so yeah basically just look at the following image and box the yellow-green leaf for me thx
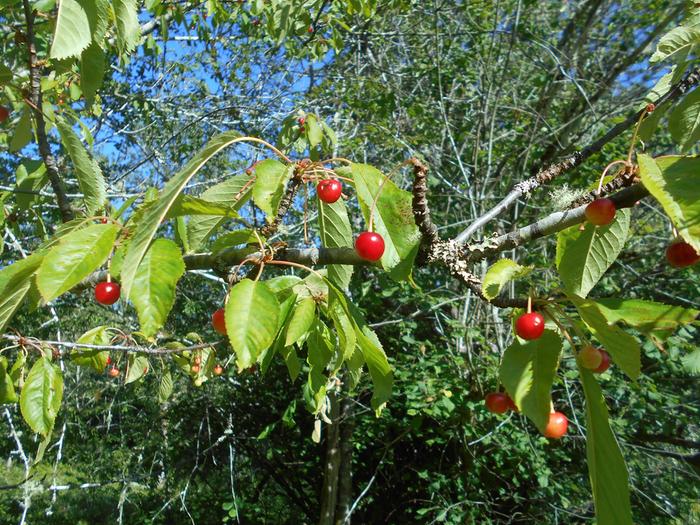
[19,357,63,437]
[482,258,533,300]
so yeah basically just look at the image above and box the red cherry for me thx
[108,367,120,378]
[355,231,385,261]
[593,350,611,374]
[317,179,342,203]
[666,241,700,268]
[100,217,109,224]
[515,312,545,340]
[645,103,656,113]
[308,25,314,33]
[212,308,227,335]
[298,117,305,126]
[484,392,513,414]
[585,198,616,226]
[106,356,112,366]
[95,282,120,305]
[0,106,9,123]
[544,411,568,439]
[191,364,200,373]
[213,364,224,376]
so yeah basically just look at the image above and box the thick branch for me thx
[454,66,700,244]
[468,183,648,261]
[22,0,74,223]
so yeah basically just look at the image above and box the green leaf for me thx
[499,330,562,432]
[305,114,323,148]
[113,0,141,53]
[304,320,333,413]
[346,163,421,281]
[80,43,105,106]
[650,26,700,63]
[251,159,293,220]
[187,174,254,251]
[638,154,700,252]
[225,279,280,370]
[36,223,119,302]
[669,87,700,152]
[120,131,247,298]
[19,357,63,437]
[682,349,700,374]
[556,209,630,297]
[10,108,33,152]
[579,369,633,525]
[0,357,18,404]
[318,197,354,289]
[15,159,47,210]
[570,296,641,380]
[0,64,12,85]
[482,258,533,300]
[166,194,242,218]
[50,0,92,60]
[0,253,43,332]
[125,355,149,384]
[158,371,173,403]
[284,297,316,346]
[211,230,257,253]
[56,118,106,213]
[130,239,186,337]
[594,298,698,336]
[71,325,110,372]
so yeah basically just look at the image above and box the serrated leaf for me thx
[15,159,47,210]
[0,253,43,332]
[56,118,106,213]
[225,279,280,370]
[556,209,629,297]
[166,194,242,218]
[36,223,119,302]
[579,369,633,525]
[346,163,421,281]
[71,325,110,372]
[318,197,354,289]
[482,258,533,300]
[570,296,641,380]
[284,297,316,346]
[638,154,700,251]
[50,0,92,60]
[669,87,700,152]
[682,349,700,374]
[0,357,18,404]
[113,0,141,53]
[499,330,562,432]
[595,298,698,336]
[120,131,248,298]
[80,43,105,106]
[650,26,700,63]
[158,371,173,403]
[130,239,186,337]
[251,159,293,220]
[19,357,63,437]
[280,345,301,381]
[187,174,254,251]
[125,355,149,384]
[211,230,257,253]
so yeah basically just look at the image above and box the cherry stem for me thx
[596,160,629,195]
[321,157,353,166]
[303,183,310,245]
[626,106,652,165]
[266,260,325,281]
[527,295,532,314]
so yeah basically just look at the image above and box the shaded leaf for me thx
[80,43,105,106]
[125,355,149,384]
[71,325,110,372]
[113,0,141,53]
[0,357,17,404]
[158,371,173,403]
[252,159,293,220]
[482,258,533,300]
[19,357,63,437]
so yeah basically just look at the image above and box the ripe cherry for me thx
[593,350,611,374]
[544,411,568,439]
[485,392,514,414]
[585,198,616,226]
[355,231,385,261]
[212,308,227,335]
[95,282,120,305]
[515,312,545,340]
[0,106,9,123]
[666,241,700,268]
[191,364,200,373]
[579,345,603,370]
[106,356,112,366]
[645,103,656,113]
[213,364,224,376]
[108,367,120,378]
[308,25,314,33]
[317,179,342,203]
[298,117,305,126]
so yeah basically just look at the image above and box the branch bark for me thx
[22,0,74,223]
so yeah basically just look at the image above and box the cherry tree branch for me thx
[454,65,700,245]
[22,0,74,222]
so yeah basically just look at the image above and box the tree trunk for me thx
[318,392,341,525]
[335,396,354,525]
